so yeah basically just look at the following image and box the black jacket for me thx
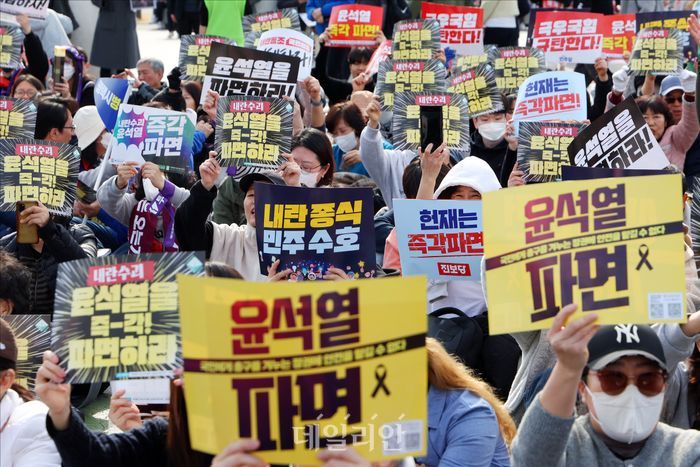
[174,181,216,258]
[0,221,96,315]
[23,31,49,84]
[470,133,516,188]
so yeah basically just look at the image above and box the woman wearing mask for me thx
[470,99,516,188]
[291,127,335,188]
[511,306,700,467]
[11,74,45,100]
[326,102,384,176]
[49,47,95,108]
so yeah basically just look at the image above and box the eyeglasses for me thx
[13,91,37,99]
[665,96,683,104]
[590,369,667,397]
[299,162,322,172]
[63,125,76,133]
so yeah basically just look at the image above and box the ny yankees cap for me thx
[587,324,666,371]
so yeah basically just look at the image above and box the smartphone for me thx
[16,201,39,244]
[420,105,443,152]
[53,46,66,86]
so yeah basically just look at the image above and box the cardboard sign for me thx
[257,29,314,80]
[214,96,293,177]
[532,11,604,64]
[255,184,376,280]
[366,39,392,77]
[636,10,696,60]
[242,8,301,35]
[2,315,50,391]
[447,63,503,118]
[488,46,546,94]
[483,174,686,335]
[0,138,78,215]
[394,199,483,280]
[568,96,668,170]
[0,97,36,139]
[513,71,587,124]
[201,42,300,101]
[94,78,130,133]
[110,104,195,174]
[179,275,428,463]
[327,4,384,47]
[51,252,205,384]
[391,19,441,61]
[629,27,683,76]
[518,122,587,183]
[179,35,237,82]
[375,59,447,110]
[421,2,484,56]
[0,0,48,19]
[392,92,470,151]
[0,25,23,69]
[451,52,490,76]
[601,14,636,59]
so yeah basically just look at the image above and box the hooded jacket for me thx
[470,132,516,188]
[429,157,500,317]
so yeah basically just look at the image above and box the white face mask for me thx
[63,63,75,81]
[478,121,506,142]
[100,132,112,149]
[142,177,160,202]
[299,169,319,187]
[335,132,357,153]
[585,384,664,444]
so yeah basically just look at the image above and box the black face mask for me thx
[69,134,79,146]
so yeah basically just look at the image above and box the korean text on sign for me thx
[629,27,683,76]
[421,2,484,56]
[391,19,440,61]
[532,11,604,64]
[489,47,545,94]
[375,59,446,110]
[327,5,384,47]
[517,122,586,183]
[513,71,587,123]
[447,63,503,118]
[0,97,36,139]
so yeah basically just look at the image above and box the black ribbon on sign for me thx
[636,244,653,271]
[371,364,390,398]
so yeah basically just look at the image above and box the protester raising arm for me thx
[416,143,449,200]
[16,14,49,84]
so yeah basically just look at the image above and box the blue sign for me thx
[94,78,130,133]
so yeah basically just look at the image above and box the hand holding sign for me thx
[690,14,700,46]
[199,152,221,191]
[36,351,71,431]
[211,439,267,467]
[116,161,139,190]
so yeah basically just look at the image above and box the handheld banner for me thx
[110,104,195,174]
[255,184,376,280]
[52,252,205,384]
[483,174,686,335]
[512,71,587,124]
[201,42,300,101]
[421,2,484,56]
[179,35,237,82]
[366,39,393,77]
[327,4,384,47]
[629,27,683,76]
[0,97,36,139]
[568,96,668,170]
[257,28,314,80]
[242,8,301,35]
[94,78,130,133]
[636,10,696,59]
[0,25,23,69]
[391,19,441,61]
[392,92,470,151]
[375,59,447,110]
[601,14,636,59]
[517,122,587,184]
[214,96,293,177]
[2,315,50,391]
[179,275,428,463]
[0,138,78,215]
[0,0,48,18]
[447,63,503,118]
[394,199,483,280]
[532,10,604,64]
[488,46,546,94]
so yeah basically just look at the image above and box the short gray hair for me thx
[136,58,164,75]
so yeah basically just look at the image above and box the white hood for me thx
[433,156,500,199]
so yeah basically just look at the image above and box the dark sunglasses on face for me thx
[665,96,683,104]
[590,369,667,397]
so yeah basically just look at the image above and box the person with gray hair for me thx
[123,58,166,106]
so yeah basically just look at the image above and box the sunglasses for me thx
[665,96,683,104]
[590,369,667,397]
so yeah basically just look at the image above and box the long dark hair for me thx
[166,382,212,467]
[291,128,335,187]
[689,345,700,429]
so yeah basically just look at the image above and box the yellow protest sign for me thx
[483,174,686,335]
[178,275,427,464]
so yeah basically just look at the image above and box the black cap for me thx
[587,324,666,371]
[239,172,286,194]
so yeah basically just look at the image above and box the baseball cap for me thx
[73,105,106,150]
[239,172,286,194]
[660,75,683,96]
[587,324,666,371]
[0,319,18,371]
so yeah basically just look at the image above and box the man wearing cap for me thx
[511,305,700,467]
[0,319,60,465]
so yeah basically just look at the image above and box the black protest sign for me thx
[0,138,79,215]
[568,96,668,170]
[179,35,236,81]
[0,97,36,139]
[447,63,503,118]
[0,25,23,69]
[629,27,683,76]
[391,19,441,61]
[242,8,301,35]
[3,315,51,391]
[202,42,300,100]
[488,46,546,94]
[375,58,447,110]
[214,96,293,177]
[518,121,587,183]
